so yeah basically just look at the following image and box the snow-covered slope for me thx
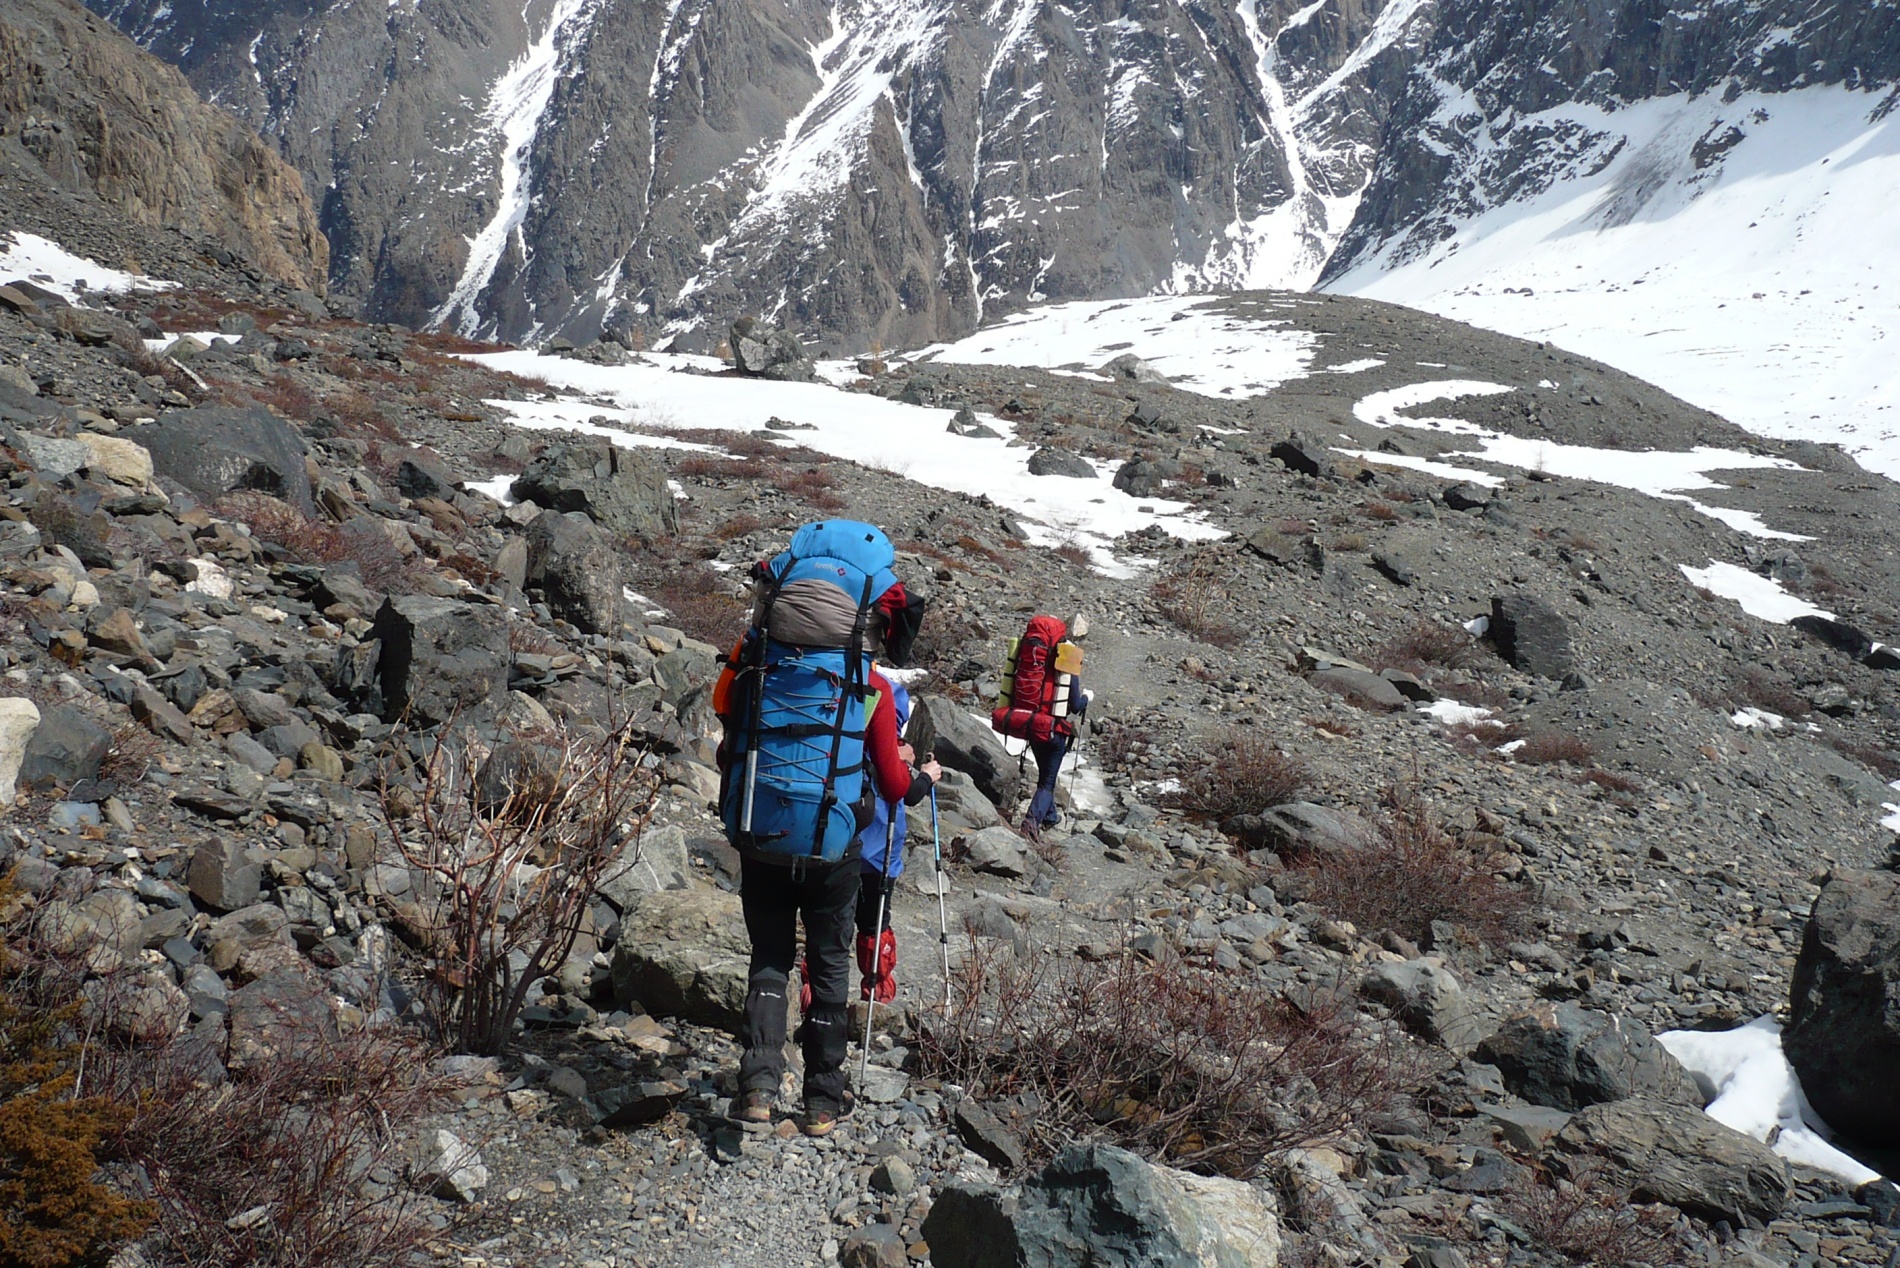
[1330,85,1900,481]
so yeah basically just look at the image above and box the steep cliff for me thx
[0,0,329,292]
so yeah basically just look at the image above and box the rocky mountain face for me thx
[82,0,1900,350]
[1322,0,1900,277]
[85,0,1429,349]
[0,0,329,292]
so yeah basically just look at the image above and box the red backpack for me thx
[992,615,1074,742]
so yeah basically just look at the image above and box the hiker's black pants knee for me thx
[738,856,858,1109]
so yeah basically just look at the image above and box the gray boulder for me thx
[1112,456,1182,497]
[17,705,110,791]
[1784,868,1900,1142]
[187,838,263,912]
[962,826,1029,879]
[142,405,314,515]
[1361,958,1489,1053]
[1026,447,1095,478]
[393,448,465,500]
[924,1142,1281,1268]
[525,510,625,635]
[369,596,510,726]
[1102,353,1168,385]
[729,316,815,381]
[1488,593,1576,680]
[1308,667,1407,709]
[609,885,749,1031]
[511,438,678,539]
[909,695,1019,809]
[1476,1002,1702,1111]
[1550,1096,1789,1225]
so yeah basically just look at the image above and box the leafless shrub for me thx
[1150,550,1241,648]
[1499,1161,1685,1265]
[917,938,1433,1176]
[1051,534,1093,569]
[1301,715,1359,739]
[622,546,750,648]
[217,492,423,594]
[1089,717,1150,774]
[100,716,163,784]
[1296,787,1534,947]
[1361,500,1399,522]
[1825,737,1900,782]
[1737,667,1810,719]
[383,721,661,1054]
[1578,768,1642,794]
[1168,729,1309,823]
[96,1008,453,1268]
[1513,729,1594,766]
[1373,619,1486,675]
[713,511,768,541]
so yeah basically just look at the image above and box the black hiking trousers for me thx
[738,854,859,1111]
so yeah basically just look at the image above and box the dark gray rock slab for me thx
[1476,1001,1702,1111]
[908,694,1019,809]
[525,510,625,635]
[369,596,510,726]
[1784,868,1900,1144]
[1488,592,1576,679]
[511,438,677,539]
[143,406,313,514]
[1550,1096,1789,1225]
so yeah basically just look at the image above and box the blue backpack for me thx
[720,521,902,862]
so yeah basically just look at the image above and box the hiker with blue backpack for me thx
[712,521,937,1136]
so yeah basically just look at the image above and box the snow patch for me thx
[1350,382,1811,539]
[1678,561,1832,624]
[918,296,1317,399]
[1658,1017,1881,1186]
[0,232,174,302]
[464,349,1222,571]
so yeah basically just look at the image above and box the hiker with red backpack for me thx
[711,521,935,1136]
[991,614,1090,840]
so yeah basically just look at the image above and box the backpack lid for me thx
[1022,614,1068,647]
[758,521,903,650]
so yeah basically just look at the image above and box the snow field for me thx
[0,232,174,301]
[463,351,1223,575]
[1333,86,1900,482]
[916,296,1319,399]
[1658,1017,1881,1186]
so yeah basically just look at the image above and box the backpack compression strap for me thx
[810,572,878,857]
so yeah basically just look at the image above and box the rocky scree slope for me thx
[4,194,1900,1264]
[85,0,1900,354]
[0,0,328,293]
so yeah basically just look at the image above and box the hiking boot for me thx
[1018,815,1042,844]
[802,1103,841,1137]
[733,1090,773,1125]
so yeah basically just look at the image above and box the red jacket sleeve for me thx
[865,671,912,803]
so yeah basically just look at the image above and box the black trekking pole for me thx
[858,799,899,1085]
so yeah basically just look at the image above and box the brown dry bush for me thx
[1150,549,1242,648]
[712,511,769,541]
[100,717,163,785]
[1513,729,1594,766]
[1499,1161,1684,1265]
[0,897,152,1267]
[1168,729,1309,823]
[217,492,423,594]
[1089,717,1151,774]
[1578,768,1642,794]
[781,466,845,512]
[622,547,751,649]
[1296,787,1534,947]
[1737,667,1810,720]
[384,721,662,1054]
[1373,619,1487,676]
[93,1006,453,1268]
[1825,737,1900,782]
[1361,499,1400,522]
[918,939,1434,1176]
[1051,536,1094,568]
